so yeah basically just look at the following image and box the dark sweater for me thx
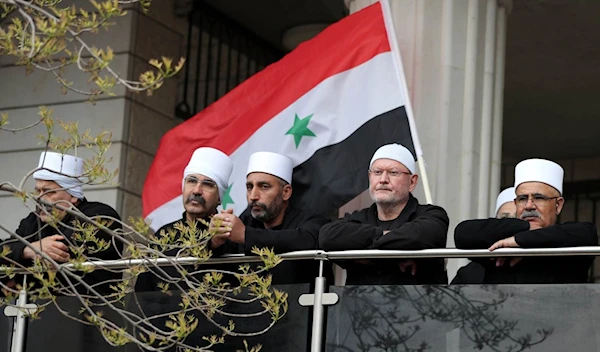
[319,194,449,285]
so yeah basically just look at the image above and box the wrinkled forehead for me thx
[371,158,410,172]
[516,181,560,196]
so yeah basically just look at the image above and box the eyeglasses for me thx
[184,177,218,192]
[368,169,411,178]
[515,194,559,207]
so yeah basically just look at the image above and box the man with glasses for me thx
[135,147,233,291]
[319,143,449,285]
[454,158,598,283]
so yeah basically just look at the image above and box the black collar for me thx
[367,194,419,226]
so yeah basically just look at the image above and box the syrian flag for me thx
[143,0,426,230]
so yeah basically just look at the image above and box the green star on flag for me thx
[286,113,316,148]
[221,184,234,209]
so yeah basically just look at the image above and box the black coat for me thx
[1,199,122,294]
[220,204,331,285]
[319,194,449,285]
[454,218,598,284]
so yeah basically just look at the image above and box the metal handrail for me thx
[2,247,600,272]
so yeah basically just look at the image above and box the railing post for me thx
[310,260,326,352]
[298,256,338,351]
[10,276,28,352]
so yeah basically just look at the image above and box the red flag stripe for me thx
[143,3,390,217]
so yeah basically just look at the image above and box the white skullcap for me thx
[514,158,564,195]
[495,187,516,215]
[247,151,293,184]
[33,151,85,199]
[370,144,416,174]
[183,147,233,200]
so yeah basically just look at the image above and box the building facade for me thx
[1,0,599,281]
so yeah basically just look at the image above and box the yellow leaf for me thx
[148,59,162,69]
[162,56,172,71]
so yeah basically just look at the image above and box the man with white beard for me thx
[319,143,449,285]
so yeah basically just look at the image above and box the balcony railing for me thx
[2,247,600,352]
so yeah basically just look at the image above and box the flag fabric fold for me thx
[143,2,419,230]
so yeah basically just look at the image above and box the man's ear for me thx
[408,174,419,193]
[282,184,293,201]
[556,197,565,215]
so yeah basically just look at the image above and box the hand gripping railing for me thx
[3,246,600,352]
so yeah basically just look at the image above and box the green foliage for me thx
[0,0,185,100]
[33,106,118,186]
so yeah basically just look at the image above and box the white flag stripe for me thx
[147,52,404,230]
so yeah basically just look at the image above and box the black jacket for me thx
[319,194,449,285]
[1,199,122,294]
[454,218,598,284]
[220,204,331,285]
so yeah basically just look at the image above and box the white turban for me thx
[494,187,516,215]
[33,151,84,199]
[182,147,233,200]
[370,143,416,174]
[247,151,293,184]
[514,158,564,195]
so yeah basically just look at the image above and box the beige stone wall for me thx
[119,4,187,222]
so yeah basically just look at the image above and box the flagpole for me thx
[379,0,433,204]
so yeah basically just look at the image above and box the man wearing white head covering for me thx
[135,147,234,291]
[319,143,449,285]
[1,151,123,294]
[452,187,517,284]
[208,151,331,285]
[495,187,517,219]
[454,158,598,284]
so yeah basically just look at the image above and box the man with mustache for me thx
[209,151,330,284]
[1,151,122,294]
[135,147,233,291]
[454,159,598,283]
[319,144,449,285]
